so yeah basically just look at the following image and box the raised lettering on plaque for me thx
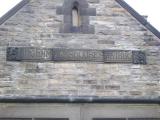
[103,50,132,63]
[7,47,52,61]
[6,47,146,64]
[53,49,103,62]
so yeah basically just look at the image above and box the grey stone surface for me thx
[57,0,96,34]
[0,0,159,98]
[7,47,146,64]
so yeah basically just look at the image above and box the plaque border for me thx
[6,47,147,65]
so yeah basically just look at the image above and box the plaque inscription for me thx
[103,50,132,63]
[21,48,52,61]
[53,49,103,62]
[7,47,52,61]
[7,47,146,64]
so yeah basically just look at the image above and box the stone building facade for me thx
[0,0,160,119]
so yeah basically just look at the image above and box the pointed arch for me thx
[56,0,96,34]
[72,2,81,27]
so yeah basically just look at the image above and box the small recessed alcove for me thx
[72,2,81,27]
[56,0,96,34]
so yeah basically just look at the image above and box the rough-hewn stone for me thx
[0,0,159,99]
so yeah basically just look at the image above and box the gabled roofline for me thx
[0,0,159,39]
[115,0,160,39]
[0,0,30,25]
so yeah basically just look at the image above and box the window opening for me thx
[72,4,81,27]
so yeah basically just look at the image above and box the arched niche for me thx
[56,0,96,34]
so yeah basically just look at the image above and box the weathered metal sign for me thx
[7,47,146,64]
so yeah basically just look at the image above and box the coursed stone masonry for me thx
[0,0,159,99]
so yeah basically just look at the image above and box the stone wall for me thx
[0,0,159,98]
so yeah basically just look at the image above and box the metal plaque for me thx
[7,47,146,64]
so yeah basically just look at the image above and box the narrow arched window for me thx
[72,5,81,27]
